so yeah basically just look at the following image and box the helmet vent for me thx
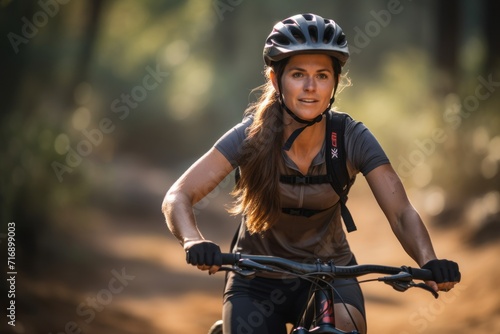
[308,26,318,43]
[289,26,305,43]
[336,33,347,46]
[323,25,334,43]
[303,13,314,21]
[273,34,290,45]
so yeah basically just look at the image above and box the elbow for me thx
[161,185,192,216]
[162,187,177,216]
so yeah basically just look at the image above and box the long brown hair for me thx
[229,57,343,234]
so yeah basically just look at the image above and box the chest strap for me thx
[281,207,328,217]
[280,175,333,218]
[279,174,331,185]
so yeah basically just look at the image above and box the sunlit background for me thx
[1,1,499,333]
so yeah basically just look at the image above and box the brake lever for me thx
[412,282,439,299]
[378,273,439,299]
[218,258,282,279]
[383,280,411,293]
[379,272,413,282]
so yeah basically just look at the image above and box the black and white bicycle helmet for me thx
[263,13,349,67]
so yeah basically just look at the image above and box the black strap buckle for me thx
[295,176,306,184]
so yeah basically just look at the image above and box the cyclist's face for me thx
[275,54,335,121]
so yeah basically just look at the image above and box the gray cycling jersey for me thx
[214,113,390,266]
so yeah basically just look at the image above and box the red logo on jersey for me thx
[331,132,337,148]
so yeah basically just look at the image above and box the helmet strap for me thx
[277,70,338,151]
[280,96,334,151]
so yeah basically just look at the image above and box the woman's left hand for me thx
[422,259,461,292]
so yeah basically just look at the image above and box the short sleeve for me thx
[214,116,253,168]
[344,117,390,176]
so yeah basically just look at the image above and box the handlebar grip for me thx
[409,267,433,281]
[221,253,241,265]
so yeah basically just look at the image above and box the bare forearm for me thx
[392,207,437,267]
[162,190,204,247]
[161,148,233,246]
[366,165,438,267]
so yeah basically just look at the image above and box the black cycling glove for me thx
[184,240,222,267]
[422,259,461,283]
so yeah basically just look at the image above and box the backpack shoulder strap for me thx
[325,110,357,232]
[230,167,242,251]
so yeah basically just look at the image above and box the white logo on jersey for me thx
[331,148,338,159]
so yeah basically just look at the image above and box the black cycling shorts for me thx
[222,261,365,333]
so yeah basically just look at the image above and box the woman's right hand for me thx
[184,240,222,274]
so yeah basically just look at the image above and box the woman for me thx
[162,13,460,333]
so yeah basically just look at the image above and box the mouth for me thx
[298,98,319,104]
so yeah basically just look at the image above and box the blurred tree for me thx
[63,0,104,107]
[484,0,500,72]
[429,0,500,240]
[0,0,105,269]
[435,0,461,94]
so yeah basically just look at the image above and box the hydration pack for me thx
[279,110,356,233]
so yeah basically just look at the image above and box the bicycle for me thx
[207,252,438,334]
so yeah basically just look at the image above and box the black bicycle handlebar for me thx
[220,252,433,281]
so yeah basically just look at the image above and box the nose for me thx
[303,76,316,91]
